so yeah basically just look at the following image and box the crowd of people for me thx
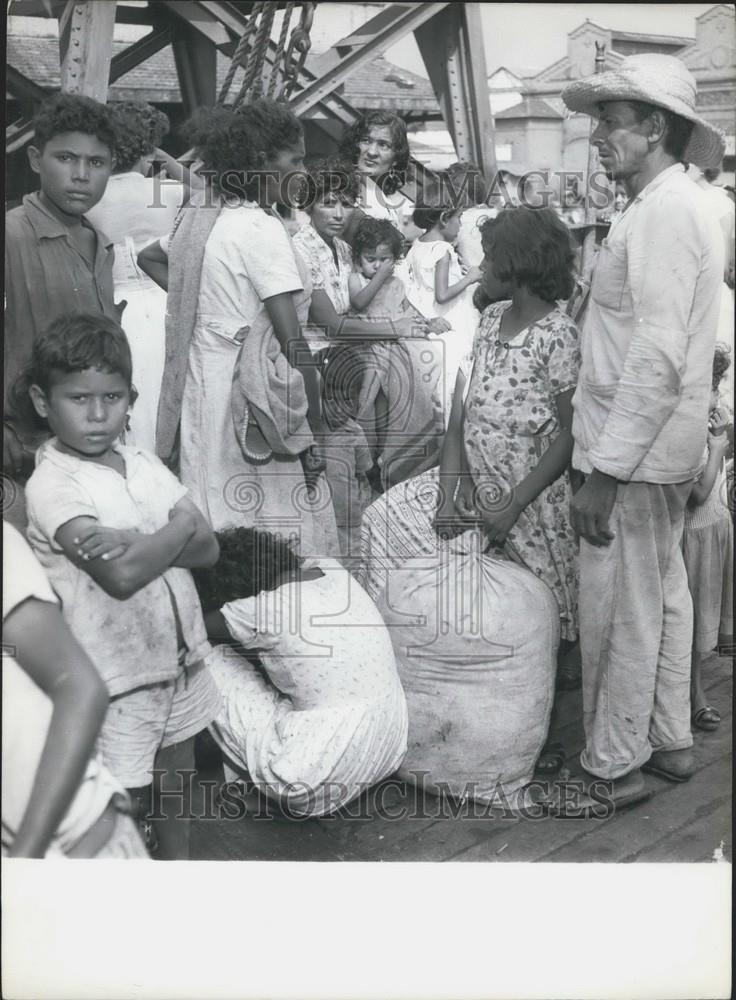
[3,51,733,858]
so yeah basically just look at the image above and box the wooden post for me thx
[58,0,117,102]
[581,41,606,277]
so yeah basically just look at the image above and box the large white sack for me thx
[377,532,558,804]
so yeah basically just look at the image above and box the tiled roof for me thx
[6,32,440,112]
[495,97,563,120]
[310,53,439,113]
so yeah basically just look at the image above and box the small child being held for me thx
[404,183,483,416]
[20,313,220,859]
[684,343,733,733]
[347,217,447,487]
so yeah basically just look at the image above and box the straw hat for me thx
[561,54,726,169]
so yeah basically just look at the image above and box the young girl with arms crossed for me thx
[20,314,220,859]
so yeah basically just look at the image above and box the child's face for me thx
[614,185,627,211]
[358,242,394,278]
[441,210,463,243]
[28,132,113,219]
[30,368,130,462]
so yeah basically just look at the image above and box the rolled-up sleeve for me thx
[588,192,700,480]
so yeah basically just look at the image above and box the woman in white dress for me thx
[138,100,338,556]
[87,102,199,451]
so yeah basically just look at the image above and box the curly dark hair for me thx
[350,216,404,263]
[12,313,134,433]
[108,100,169,172]
[712,342,732,390]
[191,527,303,610]
[32,93,116,153]
[339,111,409,195]
[480,207,575,301]
[301,155,360,210]
[186,98,303,197]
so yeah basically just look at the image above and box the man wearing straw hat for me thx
[560,54,726,808]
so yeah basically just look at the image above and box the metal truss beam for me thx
[58,0,117,102]
[290,2,449,117]
[415,3,497,179]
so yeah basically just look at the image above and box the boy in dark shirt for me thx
[4,93,120,488]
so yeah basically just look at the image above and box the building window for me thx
[495,143,512,161]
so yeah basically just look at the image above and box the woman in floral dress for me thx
[362,207,581,774]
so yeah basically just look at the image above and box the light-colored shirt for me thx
[2,523,121,856]
[572,163,724,482]
[456,205,496,268]
[25,440,211,696]
[4,193,120,427]
[292,223,352,315]
[86,171,184,287]
[189,203,303,341]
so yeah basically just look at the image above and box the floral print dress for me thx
[463,301,580,640]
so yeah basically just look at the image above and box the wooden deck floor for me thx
[190,652,732,863]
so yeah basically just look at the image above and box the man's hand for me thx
[569,469,618,546]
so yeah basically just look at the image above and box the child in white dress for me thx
[403,185,483,416]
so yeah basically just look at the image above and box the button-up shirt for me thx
[4,192,120,426]
[25,440,211,697]
[572,164,724,483]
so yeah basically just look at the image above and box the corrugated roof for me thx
[495,97,563,120]
[6,32,440,113]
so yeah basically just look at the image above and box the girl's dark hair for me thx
[350,216,404,262]
[480,207,575,301]
[712,342,732,390]
[412,181,460,232]
[339,111,409,195]
[186,98,303,197]
[191,527,303,610]
[12,313,134,431]
[109,100,170,172]
[32,93,116,154]
[303,155,360,209]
